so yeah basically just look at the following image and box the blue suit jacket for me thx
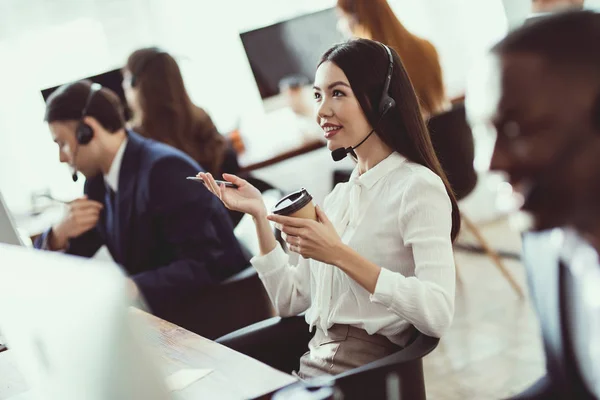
[35,131,248,321]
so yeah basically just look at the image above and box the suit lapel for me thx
[84,175,121,260]
[116,131,143,267]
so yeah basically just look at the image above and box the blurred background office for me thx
[0,0,507,216]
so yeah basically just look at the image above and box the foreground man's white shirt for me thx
[560,228,600,397]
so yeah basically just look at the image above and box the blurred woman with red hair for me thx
[336,0,448,117]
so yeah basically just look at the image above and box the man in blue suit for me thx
[468,11,600,399]
[36,80,249,326]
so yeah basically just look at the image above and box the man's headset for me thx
[331,42,396,162]
[71,83,101,182]
[129,47,167,87]
[76,83,101,145]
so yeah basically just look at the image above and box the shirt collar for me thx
[104,138,128,193]
[349,152,407,190]
[560,228,600,276]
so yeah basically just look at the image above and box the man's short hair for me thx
[44,80,125,132]
[493,10,600,72]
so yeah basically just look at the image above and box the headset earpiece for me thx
[129,74,137,88]
[379,96,396,116]
[76,83,102,145]
[76,122,94,145]
[378,43,396,117]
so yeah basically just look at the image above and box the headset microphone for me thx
[330,43,396,162]
[331,147,351,162]
[71,141,81,182]
[331,128,376,161]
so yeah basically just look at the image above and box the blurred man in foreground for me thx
[468,11,600,399]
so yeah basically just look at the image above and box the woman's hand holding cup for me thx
[268,206,343,265]
[269,188,341,262]
[197,172,267,219]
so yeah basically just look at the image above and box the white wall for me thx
[501,0,532,30]
[502,0,600,30]
[388,0,508,98]
[0,0,334,213]
[0,0,508,214]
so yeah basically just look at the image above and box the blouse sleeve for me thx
[251,243,312,317]
[369,174,455,337]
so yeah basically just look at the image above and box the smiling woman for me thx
[200,38,458,380]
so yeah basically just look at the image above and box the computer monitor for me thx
[41,68,131,120]
[0,245,171,400]
[240,7,345,99]
[0,190,24,246]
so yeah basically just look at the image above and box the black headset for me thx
[330,42,397,162]
[130,47,167,87]
[378,43,396,117]
[76,82,102,145]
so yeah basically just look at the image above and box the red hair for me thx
[337,0,447,116]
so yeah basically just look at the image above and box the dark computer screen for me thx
[240,7,345,99]
[41,68,131,120]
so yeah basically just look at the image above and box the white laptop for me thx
[0,244,171,400]
[0,190,25,246]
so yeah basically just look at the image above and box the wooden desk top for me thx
[235,107,326,173]
[238,138,325,172]
[0,310,296,400]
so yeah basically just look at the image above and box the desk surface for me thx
[236,107,326,173]
[238,138,325,172]
[0,310,296,400]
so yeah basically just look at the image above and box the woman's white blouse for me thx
[251,152,455,344]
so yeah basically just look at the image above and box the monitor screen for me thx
[240,7,345,99]
[41,68,131,120]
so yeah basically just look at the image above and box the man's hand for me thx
[50,196,104,250]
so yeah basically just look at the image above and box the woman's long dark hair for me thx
[319,39,460,241]
[126,48,227,175]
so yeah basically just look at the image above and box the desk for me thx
[236,107,326,173]
[238,138,325,172]
[0,310,297,400]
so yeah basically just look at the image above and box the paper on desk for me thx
[6,371,214,400]
[165,369,213,392]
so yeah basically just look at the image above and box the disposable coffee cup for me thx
[272,188,317,221]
